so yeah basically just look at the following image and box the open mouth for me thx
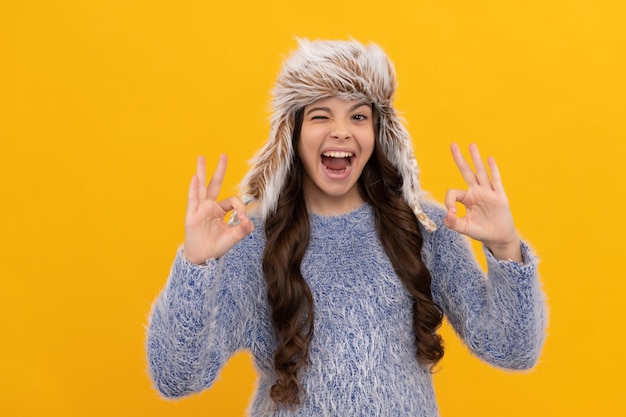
[321,151,354,173]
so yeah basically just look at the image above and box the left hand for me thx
[444,143,522,262]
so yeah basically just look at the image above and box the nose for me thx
[330,120,351,140]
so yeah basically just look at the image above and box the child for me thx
[146,39,547,416]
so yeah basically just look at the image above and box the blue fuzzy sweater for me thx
[147,202,547,416]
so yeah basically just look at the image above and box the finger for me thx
[217,196,255,239]
[216,195,248,218]
[443,207,459,230]
[487,156,505,194]
[444,210,468,235]
[232,211,255,239]
[187,174,199,215]
[444,188,470,234]
[443,190,470,235]
[450,143,478,186]
[468,143,491,187]
[206,154,228,201]
[444,188,468,213]
[197,156,207,200]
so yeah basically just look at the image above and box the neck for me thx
[303,193,365,216]
[300,172,366,216]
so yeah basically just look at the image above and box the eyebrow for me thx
[305,101,372,116]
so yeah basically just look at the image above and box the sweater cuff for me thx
[164,247,219,302]
[176,245,219,268]
[483,240,538,278]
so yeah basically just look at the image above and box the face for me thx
[296,97,375,215]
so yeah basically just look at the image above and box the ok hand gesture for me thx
[183,155,254,264]
[444,143,522,262]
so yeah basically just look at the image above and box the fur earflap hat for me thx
[238,38,437,232]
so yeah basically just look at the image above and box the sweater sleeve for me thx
[146,246,257,398]
[423,204,548,370]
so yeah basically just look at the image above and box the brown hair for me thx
[262,108,443,408]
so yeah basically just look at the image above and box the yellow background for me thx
[1,0,625,416]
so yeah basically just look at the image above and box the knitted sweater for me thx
[146,202,547,416]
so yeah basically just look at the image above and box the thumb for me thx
[443,188,467,234]
[236,213,255,237]
[228,211,255,241]
[443,207,459,230]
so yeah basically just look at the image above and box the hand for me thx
[183,155,254,264]
[444,143,522,262]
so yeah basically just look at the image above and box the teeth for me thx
[322,151,353,158]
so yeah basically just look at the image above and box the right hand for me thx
[183,154,254,264]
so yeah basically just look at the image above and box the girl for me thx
[146,39,547,416]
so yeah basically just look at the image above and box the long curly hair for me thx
[262,108,444,408]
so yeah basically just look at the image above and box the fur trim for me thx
[238,39,437,232]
